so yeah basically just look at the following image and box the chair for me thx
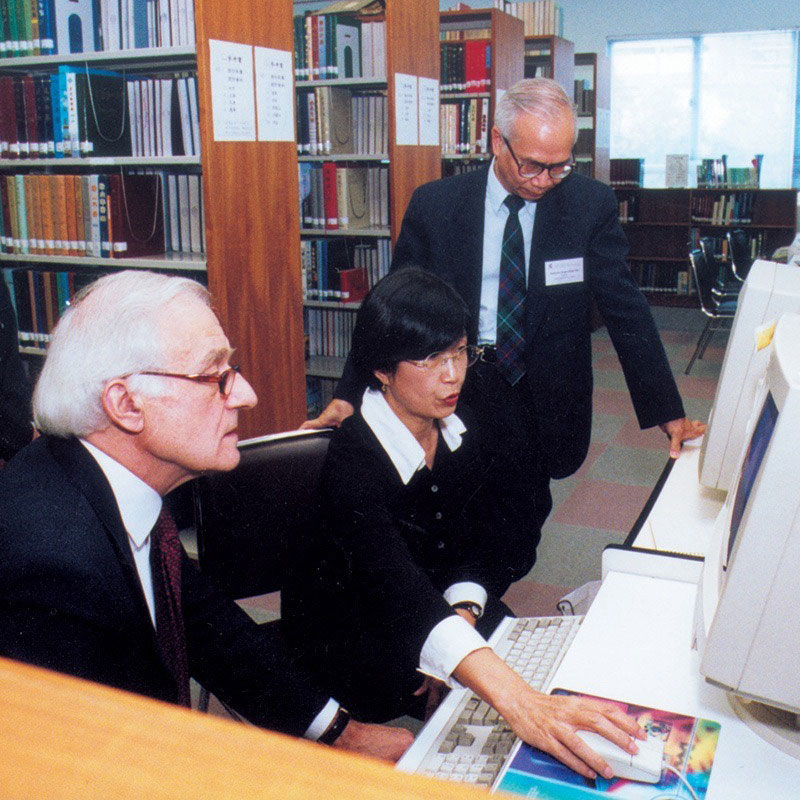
[685,248,737,375]
[192,428,333,710]
[726,228,755,282]
[698,236,740,299]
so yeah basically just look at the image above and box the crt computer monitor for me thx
[695,312,800,759]
[699,260,800,492]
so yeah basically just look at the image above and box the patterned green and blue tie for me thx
[497,194,527,385]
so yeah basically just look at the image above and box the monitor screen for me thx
[727,391,778,562]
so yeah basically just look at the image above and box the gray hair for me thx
[33,270,211,438]
[494,78,577,143]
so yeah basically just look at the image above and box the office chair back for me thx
[689,248,720,317]
[727,229,754,281]
[193,429,333,600]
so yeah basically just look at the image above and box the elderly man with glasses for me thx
[0,270,412,762]
[307,78,704,559]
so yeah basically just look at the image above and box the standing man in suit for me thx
[306,78,704,518]
[0,270,410,761]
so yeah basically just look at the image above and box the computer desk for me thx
[400,437,800,796]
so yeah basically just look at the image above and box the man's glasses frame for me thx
[134,365,240,397]
[502,135,574,181]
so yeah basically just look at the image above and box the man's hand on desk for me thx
[660,417,707,459]
[300,399,355,431]
[332,719,414,762]
[454,649,645,780]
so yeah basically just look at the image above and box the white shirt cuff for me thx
[443,581,488,612]
[304,698,339,740]
[419,614,489,688]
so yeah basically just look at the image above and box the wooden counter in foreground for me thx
[0,657,488,800]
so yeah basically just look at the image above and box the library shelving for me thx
[523,35,573,93]
[294,0,440,414]
[615,187,798,307]
[438,7,523,175]
[1,0,311,436]
[573,51,609,183]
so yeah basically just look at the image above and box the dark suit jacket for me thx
[282,405,545,720]
[337,167,684,478]
[0,435,328,737]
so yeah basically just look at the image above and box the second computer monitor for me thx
[698,260,800,492]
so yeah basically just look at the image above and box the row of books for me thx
[301,236,389,301]
[1,170,204,257]
[0,69,200,159]
[2,267,96,338]
[696,155,763,188]
[305,306,356,359]
[296,87,387,156]
[610,157,644,187]
[0,0,196,58]
[305,376,336,420]
[495,0,564,37]
[293,11,385,81]
[440,98,489,156]
[574,127,593,158]
[439,27,490,42]
[574,79,594,115]
[691,192,756,225]
[617,195,638,223]
[299,162,388,232]
[630,263,695,296]
[440,40,491,94]
[523,63,551,79]
[443,160,487,178]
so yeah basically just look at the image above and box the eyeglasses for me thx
[134,365,240,397]
[502,135,574,181]
[407,345,481,372]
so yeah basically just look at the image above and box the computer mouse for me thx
[575,730,664,783]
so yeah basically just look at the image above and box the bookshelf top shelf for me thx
[0,156,202,171]
[298,154,389,163]
[0,253,207,272]
[0,46,197,72]
[296,77,387,89]
[300,228,390,238]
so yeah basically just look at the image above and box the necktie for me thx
[497,194,527,385]
[150,505,191,707]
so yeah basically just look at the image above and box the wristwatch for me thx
[452,601,484,619]
[318,706,351,746]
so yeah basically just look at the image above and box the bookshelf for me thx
[295,0,441,413]
[0,0,308,437]
[615,187,798,307]
[438,8,523,175]
[523,35,573,93]
[573,52,609,184]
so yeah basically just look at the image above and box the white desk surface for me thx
[550,570,800,798]
[632,438,726,557]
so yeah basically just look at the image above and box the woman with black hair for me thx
[283,268,643,779]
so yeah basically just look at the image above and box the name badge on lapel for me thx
[545,257,584,286]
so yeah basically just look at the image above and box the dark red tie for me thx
[150,506,191,707]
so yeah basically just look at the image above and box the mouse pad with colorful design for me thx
[493,691,720,799]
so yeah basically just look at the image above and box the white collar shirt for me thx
[479,159,537,343]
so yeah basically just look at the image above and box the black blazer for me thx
[338,167,684,478]
[0,436,329,737]
[282,406,546,706]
